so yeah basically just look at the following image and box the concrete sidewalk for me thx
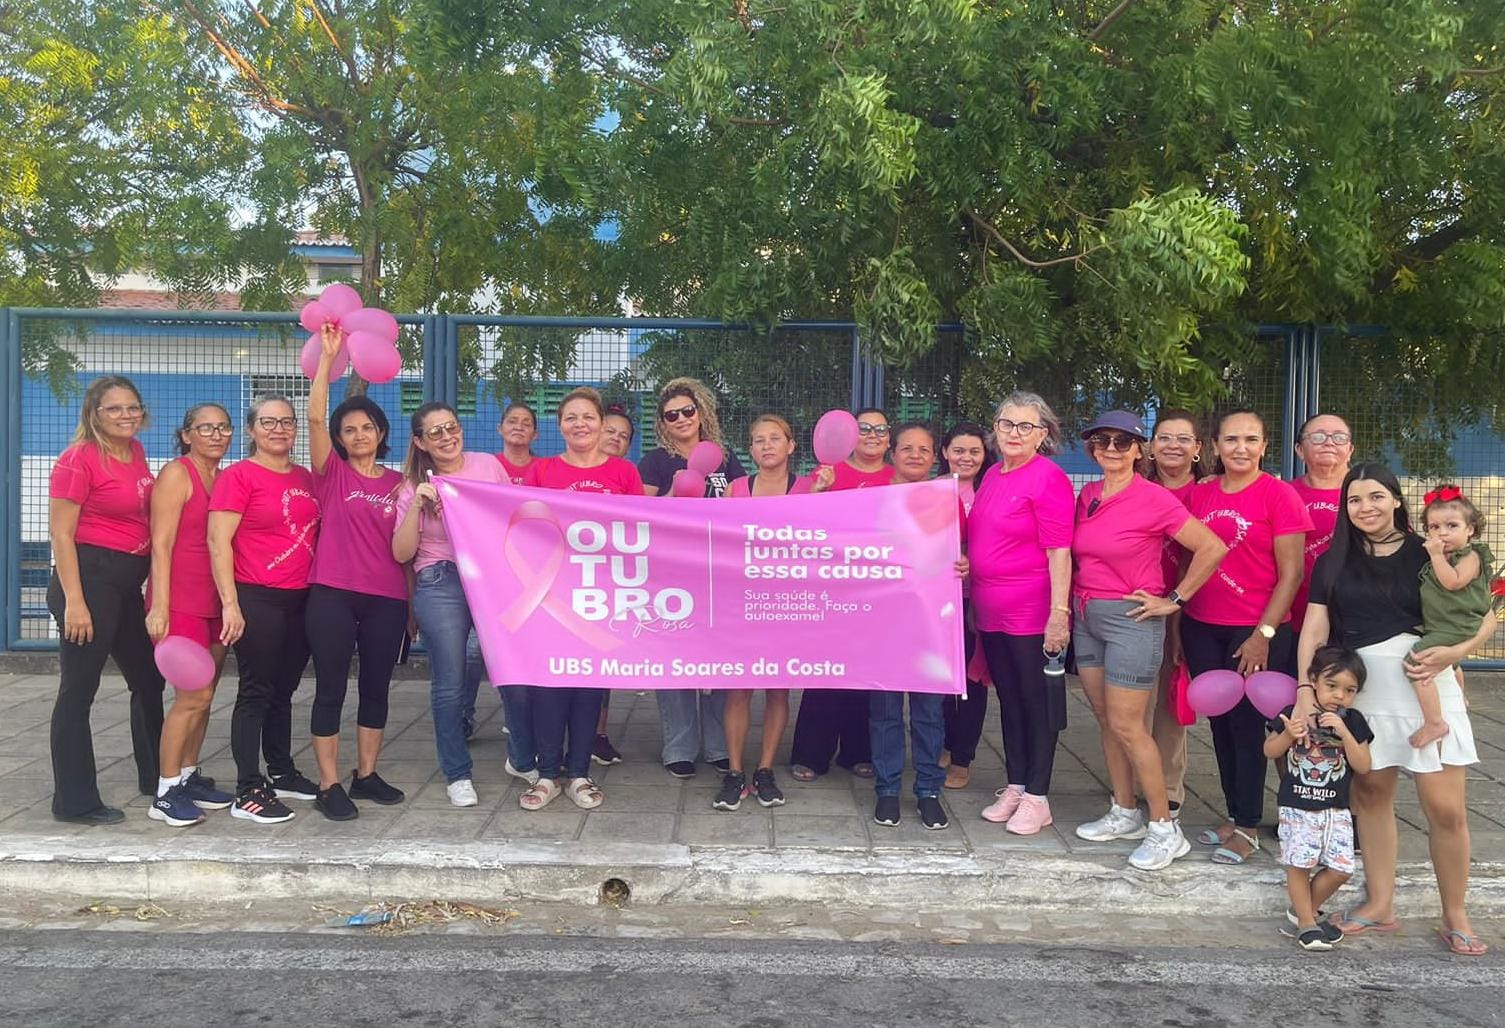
[1,670,1503,915]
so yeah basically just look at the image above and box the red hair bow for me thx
[1424,484,1463,505]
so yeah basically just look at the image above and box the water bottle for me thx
[1043,647,1066,679]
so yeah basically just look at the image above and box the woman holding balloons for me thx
[1180,409,1311,864]
[144,403,237,827]
[1069,411,1227,870]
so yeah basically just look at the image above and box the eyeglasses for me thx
[660,404,697,423]
[1153,433,1197,446]
[421,421,462,440]
[255,416,297,431]
[1303,431,1351,446]
[98,404,145,418]
[191,423,234,438]
[994,418,1043,436]
[856,423,891,437]
[1087,432,1138,452]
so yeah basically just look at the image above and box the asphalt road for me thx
[1,929,1501,1026]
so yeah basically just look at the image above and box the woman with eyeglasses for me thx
[299,326,410,820]
[972,392,1073,835]
[937,421,993,790]
[1181,409,1312,864]
[208,394,322,824]
[1069,412,1227,870]
[638,379,742,779]
[46,376,164,825]
[520,387,645,811]
[392,403,509,808]
[142,403,237,827]
[1288,415,1355,636]
[808,407,897,492]
[496,402,540,484]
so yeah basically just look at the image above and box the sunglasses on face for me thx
[856,423,891,436]
[994,418,1042,436]
[256,416,297,431]
[421,421,462,440]
[1087,432,1138,452]
[1303,431,1351,446]
[660,405,697,423]
[191,423,234,438]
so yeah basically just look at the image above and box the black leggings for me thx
[306,584,408,737]
[943,608,988,767]
[231,583,311,793]
[790,689,871,774]
[980,630,1063,795]
[47,545,165,816]
[1180,615,1294,829]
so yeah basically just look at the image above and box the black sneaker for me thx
[709,758,731,773]
[54,806,125,826]
[874,795,901,827]
[349,770,405,805]
[591,735,623,766]
[148,785,206,828]
[712,772,747,811]
[231,785,295,824]
[918,795,950,830]
[665,761,696,779]
[269,771,318,801]
[180,769,233,810]
[316,783,359,821]
[1297,927,1333,952]
[751,767,785,808]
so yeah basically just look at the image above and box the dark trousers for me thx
[1180,615,1293,829]
[231,583,311,793]
[47,545,164,817]
[942,613,988,766]
[531,686,605,780]
[980,630,1062,796]
[305,584,409,737]
[790,689,871,774]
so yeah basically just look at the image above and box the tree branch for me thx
[1088,0,1136,42]
[306,0,364,89]
[965,209,1104,269]
[178,0,320,118]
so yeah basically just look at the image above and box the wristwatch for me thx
[1167,590,1186,607]
[1256,623,1276,640]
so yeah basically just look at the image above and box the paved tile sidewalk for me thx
[3,671,1503,870]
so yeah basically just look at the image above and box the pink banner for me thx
[437,476,965,694]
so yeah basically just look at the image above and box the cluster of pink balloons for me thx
[1186,667,1299,719]
[670,441,727,497]
[297,283,402,384]
[812,409,860,465]
[154,636,216,692]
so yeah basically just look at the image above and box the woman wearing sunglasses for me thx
[1070,412,1227,869]
[208,394,322,823]
[1287,415,1355,636]
[392,403,509,808]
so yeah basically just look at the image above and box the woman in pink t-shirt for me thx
[937,421,993,791]
[302,326,409,820]
[518,387,645,814]
[971,392,1074,836]
[46,375,164,825]
[143,403,237,827]
[208,393,322,825]
[1287,413,1353,635]
[1069,411,1227,871]
[1182,409,1313,864]
[392,402,510,809]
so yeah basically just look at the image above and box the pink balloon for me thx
[671,468,707,497]
[1186,669,1244,717]
[1245,670,1299,720]
[812,409,860,466]
[319,282,363,317]
[341,306,400,343]
[687,440,724,476]
[299,300,333,334]
[348,330,401,383]
[300,334,348,380]
[155,636,216,691]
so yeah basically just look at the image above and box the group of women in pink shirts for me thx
[42,363,1491,952]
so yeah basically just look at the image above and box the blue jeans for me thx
[869,691,945,798]
[499,685,536,772]
[413,562,479,784]
[532,686,604,780]
[657,689,728,765]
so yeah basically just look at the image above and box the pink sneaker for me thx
[1005,794,1053,835]
[981,785,1025,823]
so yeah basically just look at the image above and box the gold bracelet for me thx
[1051,605,1070,614]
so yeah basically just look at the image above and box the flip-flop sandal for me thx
[1437,928,1488,956]
[790,764,818,782]
[1195,828,1224,846]
[1331,911,1399,936]
[1210,828,1260,865]
[851,762,876,779]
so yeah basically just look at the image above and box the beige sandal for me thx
[566,777,603,810]
[520,778,560,811]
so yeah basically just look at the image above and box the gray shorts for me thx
[1071,599,1164,689]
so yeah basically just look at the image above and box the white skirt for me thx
[1355,634,1478,773]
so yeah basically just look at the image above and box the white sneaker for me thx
[447,779,479,807]
[505,759,540,787]
[1075,801,1148,841]
[1129,819,1191,870]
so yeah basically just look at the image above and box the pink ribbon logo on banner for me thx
[500,500,623,651]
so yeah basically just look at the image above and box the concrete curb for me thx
[2,834,1502,917]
